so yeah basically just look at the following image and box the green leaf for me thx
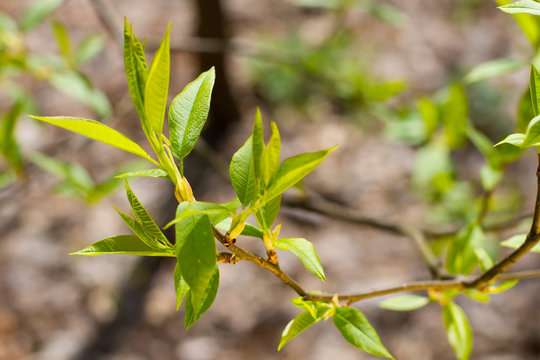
[169,67,215,169]
[517,86,535,132]
[274,237,325,281]
[333,307,394,359]
[30,152,93,192]
[115,169,169,179]
[125,181,172,247]
[495,133,526,147]
[501,233,540,252]
[165,201,233,229]
[443,302,473,360]
[378,294,430,311]
[519,115,540,147]
[123,19,148,131]
[264,146,336,203]
[446,223,484,275]
[499,0,540,15]
[252,109,265,182]
[47,71,112,118]
[115,207,169,250]
[176,214,217,312]
[75,34,105,65]
[214,217,263,239]
[490,279,518,293]
[20,0,63,32]
[474,247,494,272]
[29,116,154,162]
[263,122,281,186]
[416,96,439,139]
[463,58,526,84]
[261,195,281,228]
[496,0,540,47]
[144,24,170,135]
[70,235,174,256]
[184,266,219,329]
[441,83,468,149]
[480,164,503,191]
[531,65,540,116]
[0,103,23,174]
[462,289,491,304]
[174,261,190,310]
[230,136,257,206]
[278,311,318,350]
[52,20,72,66]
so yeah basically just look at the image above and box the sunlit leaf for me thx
[501,233,540,252]
[278,311,318,350]
[184,266,219,329]
[379,294,430,311]
[443,302,473,360]
[230,136,257,206]
[174,262,190,310]
[70,235,174,256]
[274,237,325,281]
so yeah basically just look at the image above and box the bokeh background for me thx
[1,0,540,359]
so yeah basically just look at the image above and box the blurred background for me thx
[1,0,540,359]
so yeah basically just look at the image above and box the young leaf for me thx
[125,181,172,247]
[70,235,174,256]
[174,261,190,310]
[379,294,430,311]
[264,146,336,203]
[176,214,217,312]
[274,237,325,281]
[184,266,219,329]
[0,104,23,174]
[169,67,215,167]
[214,218,264,239]
[501,233,540,252]
[20,0,63,32]
[261,195,281,228]
[144,24,170,134]
[115,169,169,179]
[446,223,484,275]
[531,65,540,116]
[115,207,169,250]
[252,109,265,181]
[165,201,233,229]
[230,136,257,206]
[499,0,540,15]
[495,133,526,147]
[441,83,468,149]
[496,0,540,47]
[75,34,105,65]
[29,116,154,162]
[263,122,281,186]
[443,302,473,360]
[123,19,148,130]
[278,311,318,350]
[333,307,394,359]
[463,58,526,84]
[52,20,72,66]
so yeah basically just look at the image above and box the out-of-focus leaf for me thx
[497,0,540,47]
[463,58,526,84]
[501,233,540,252]
[20,0,63,32]
[441,83,468,149]
[443,302,473,360]
[75,34,105,65]
[499,0,540,15]
[52,20,72,66]
[379,294,430,311]
[446,223,484,275]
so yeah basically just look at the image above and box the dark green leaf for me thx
[29,116,155,163]
[144,24,170,134]
[176,214,217,312]
[169,68,215,168]
[70,235,174,256]
[230,136,257,206]
[379,294,430,311]
[264,146,336,202]
[184,266,219,329]
[333,307,394,359]
[274,237,325,281]
[443,302,473,360]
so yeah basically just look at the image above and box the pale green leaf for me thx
[165,201,232,229]
[531,64,540,116]
[144,24,170,134]
[184,266,219,329]
[176,214,217,312]
[70,235,174,256]
[495,133,526,147]
[333,307,394,359]
[499,0,540,15]
[214,217,263,239]
[230,136,257,206]
[379,294,430,311]
[252,109,265,182]
[443,302,473,360]
[278,311,318,350]
[496,0,540,46]
[169,68,215,167]
[274,237,325,281]
[521,115,540,147]
[463,58,526,84]
[446,223,484,275]
[115,169,169,179]
[75,34,105,65]
[265,146,336,203]
[501,233,540,252]
[441,83,468,149]
[29,116,153,162]
[20,0,63,32]
[52,20,72,65]
[263,121,281,186]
